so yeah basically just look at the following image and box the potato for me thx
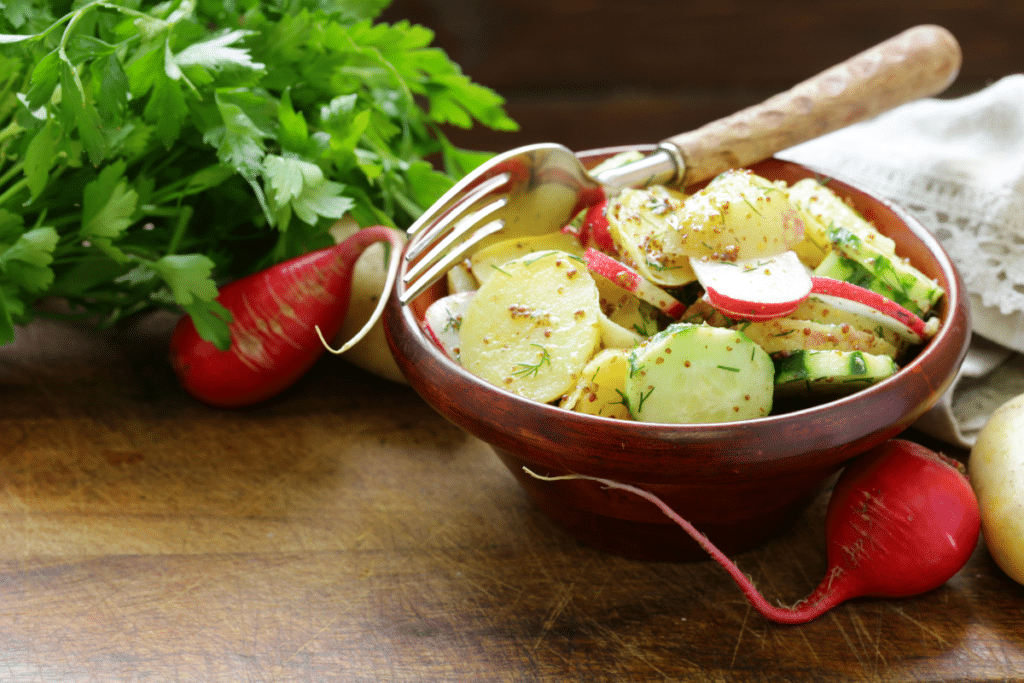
[559,348,633,420]
[606,186,697,287]
[969,392,1024,584]
[470,231,583,286]
[609,171,805,285]
[460,250,602,403]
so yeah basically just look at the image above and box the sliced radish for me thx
[581,199,616,253]
[423,291,476,362]
[690,250,812,321]
[804,293,924,345]
[810,276,928,339]
[582,248,686,319]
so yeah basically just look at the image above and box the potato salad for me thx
[421,155,944,424]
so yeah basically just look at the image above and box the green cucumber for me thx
[813,250,942,317]
[789,178,944,316]
[773,349,898,396]
[624,323,774,423]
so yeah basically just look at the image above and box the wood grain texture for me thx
[380,0,1024,153]
[666,25,961,184]
[0,313,1022,681]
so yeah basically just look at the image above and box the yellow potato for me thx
[470,232,582,286]
[559,348,633,420]
[969,392,1024,585]
[460,250,602,403]
[786,177,897,255]
[606,186,697,287]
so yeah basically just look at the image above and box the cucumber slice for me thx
[813,250,943,317]
[790,177,945,316]
[773,349,898,396]
[624,323,774,423]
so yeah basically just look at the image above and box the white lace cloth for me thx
[778,75,1024,448]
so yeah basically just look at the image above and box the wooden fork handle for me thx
[662,24,961,187]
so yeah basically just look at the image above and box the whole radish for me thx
[169,225,404,408]
[527,438,980,624]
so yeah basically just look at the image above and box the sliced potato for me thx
[560,348,633,420]
[595,275,660,338]
[786,178,897,255]
[598,311,643,349]
[606,185,698,287]
[460,250,602,403]
[446,260,478,293]
[470,232,583,286]
[789,206,834,268]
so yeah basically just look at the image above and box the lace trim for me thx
[790,155,1024,316]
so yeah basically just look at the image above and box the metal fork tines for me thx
[399,143,595,304]
[399,181,511,304]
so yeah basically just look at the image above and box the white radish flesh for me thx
[423,291,475,363]
[690,250,812,321]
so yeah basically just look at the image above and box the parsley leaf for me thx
[0,0,516,346]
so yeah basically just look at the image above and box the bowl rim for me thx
[385,151,970,463]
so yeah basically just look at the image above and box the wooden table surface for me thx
[2,312,1023,683]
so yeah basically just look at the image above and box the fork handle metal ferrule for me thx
[593,144,682,191]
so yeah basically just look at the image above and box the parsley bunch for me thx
[0,0,516,348]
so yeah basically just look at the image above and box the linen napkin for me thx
[777,74,1024,448]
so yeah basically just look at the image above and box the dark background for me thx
[381,0,1024,153]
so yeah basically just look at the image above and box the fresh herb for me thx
[512,343,550,378]
[612,388,631,412]
[0,0,516,348]
[635,385,654,412]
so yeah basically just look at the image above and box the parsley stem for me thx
[0,176,26,208]
[166,205,193,256]
[0,120,23,147]
[0,160,25,188]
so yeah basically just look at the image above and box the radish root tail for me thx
[521,467,826,624]
[319,235,402,356]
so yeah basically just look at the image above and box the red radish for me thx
[169,225,404,408]
[804,293,925,345]
[569,186,607,220]
[526,439,980,624]
[811,276,929,339]
[690,250,812,321]
[579,199,617,253]
[582,247,687,319]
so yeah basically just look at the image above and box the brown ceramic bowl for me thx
[383,147,971,562]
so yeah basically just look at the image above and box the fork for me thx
[399,24,961,304]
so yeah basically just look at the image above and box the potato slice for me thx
[560,348,633,420]
[470,232,582,286]
[607,171,806,286]
[674,170,805,261]
[460,250,602,403]
[606,186,698,287]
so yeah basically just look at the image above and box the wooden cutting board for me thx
[0,313,1022,682]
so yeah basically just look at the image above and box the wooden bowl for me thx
[383,149,971,562]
